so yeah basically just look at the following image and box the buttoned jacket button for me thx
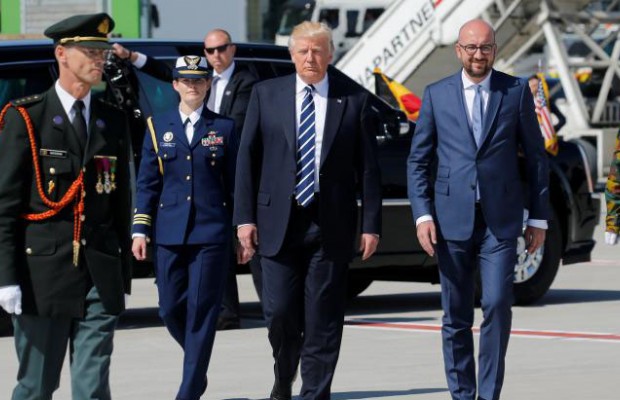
[25,248,32,255]
[49,167,56,175]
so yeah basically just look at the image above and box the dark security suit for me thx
[234,71,381,399]
[407,70,549,400]
[0,87,132,399]
[140,55,260,320]
[132,107,237,400]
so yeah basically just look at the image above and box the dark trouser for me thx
[261,201,348,400]
[436,207,517,400]
[12,287,118,400]
[156,243,228,400]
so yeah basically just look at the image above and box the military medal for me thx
[48,180,55,195]
[102,158,112,194]
[110,157,117,191]
[95,158,104,194]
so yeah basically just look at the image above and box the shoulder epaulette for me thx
[10,94,42,107]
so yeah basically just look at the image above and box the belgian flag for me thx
[373,67,421,121]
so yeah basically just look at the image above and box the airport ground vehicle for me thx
[0,39,599,334]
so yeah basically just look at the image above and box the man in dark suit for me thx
[0,13,132,399]
[407,19,549,400]
[113,29,259,329]
[131,55,238,400]
[234,21,381,400]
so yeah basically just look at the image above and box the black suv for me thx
[0,39,599,333]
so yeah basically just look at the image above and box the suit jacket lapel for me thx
[46,89,84,161]
[218,70,237,115]
[320,74,346,167]
[281,75,297,153]
[478,71,503,150]
[83,101,108,164]
[449,74,478,150]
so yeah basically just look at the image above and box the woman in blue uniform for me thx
[131,55,238,400]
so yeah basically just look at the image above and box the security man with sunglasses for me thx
[0,13,132,399]
[113,29,259,330]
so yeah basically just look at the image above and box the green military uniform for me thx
[0,13,132,400]
[605,131,620,234]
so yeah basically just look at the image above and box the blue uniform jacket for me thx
[132,108,238,245]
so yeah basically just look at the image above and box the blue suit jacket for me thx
[233,71,382,261]
[407,70,549,241]
[133,108,238,245]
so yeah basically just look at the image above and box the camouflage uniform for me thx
[606,131,620,234]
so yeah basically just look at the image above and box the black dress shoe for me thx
[270,382,292,400]
[216,317,240,330]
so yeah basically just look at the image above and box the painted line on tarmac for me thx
[590,259,620,266]
[345,320,620,343]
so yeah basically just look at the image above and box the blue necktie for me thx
[295,85,316,207]
[472,85,484,147]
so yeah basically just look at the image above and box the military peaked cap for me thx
[44,13,115,49]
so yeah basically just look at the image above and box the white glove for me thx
[605,231,618,246]
[0,285,22,315]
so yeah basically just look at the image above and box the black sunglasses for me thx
[204,43,232,55]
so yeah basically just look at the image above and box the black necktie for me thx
[72,100,87,148]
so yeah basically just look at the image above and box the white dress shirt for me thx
[55,81,91,134]
[179,104,204,143]
[295,74,328,192]
[208,62,235,113]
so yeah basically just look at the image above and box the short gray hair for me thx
[288,21,334,53]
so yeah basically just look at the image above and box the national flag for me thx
[373,68,421,121]
[534,72,559,156]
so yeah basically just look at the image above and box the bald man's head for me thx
[455,19,496,82]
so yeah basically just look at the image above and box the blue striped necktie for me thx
[472,84,484,147]
[295,85,316,207]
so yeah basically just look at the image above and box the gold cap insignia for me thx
[184,56,200,70]
[97,18,110,34]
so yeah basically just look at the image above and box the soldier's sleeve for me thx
[132,122,163,238]
[605,132,620,234]
[0,106,31,286]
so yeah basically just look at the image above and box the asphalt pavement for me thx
[1,196,618,399]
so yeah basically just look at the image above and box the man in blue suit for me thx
[234,21,381,400]
[407,19,549,400]
[131,55,238,400]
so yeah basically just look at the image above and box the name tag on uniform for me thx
[39,148,67,158]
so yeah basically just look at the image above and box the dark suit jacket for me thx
[140,56,257,138]
[407,69,550,241]
[233,71,382,262]
[132,108,238,245]
[0,87,132,317]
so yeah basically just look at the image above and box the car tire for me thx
[513,208,562,305]
[347,275,373,299]
[476,208,562,305]
[0,309,13,337]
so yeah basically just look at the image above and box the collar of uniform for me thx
[461,69,492,92]
[55,80,92,121]
[178,104,204,125]
[295,73,328,98]
[213,61,235,82]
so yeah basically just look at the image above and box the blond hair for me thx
[288,21,334,53]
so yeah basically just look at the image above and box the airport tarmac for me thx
[1,198,618,399]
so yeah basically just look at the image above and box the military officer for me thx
[0,13,132,400]
[131,55,239,400]
[605,130,620,245]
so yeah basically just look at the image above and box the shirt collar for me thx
[213,61,235,81]
[179,104,204,125]
[55,80,91,117]
[461,69,492,91]
[295,73,328,96]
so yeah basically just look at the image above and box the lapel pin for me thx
[225,90,231,96]
[53,115,63,125]
[163,132,174,142]
[337,98,342,103]
[96,119,105,129]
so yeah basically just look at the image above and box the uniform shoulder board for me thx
[10,94,42,107]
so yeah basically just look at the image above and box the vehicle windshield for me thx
[277,1,315,36]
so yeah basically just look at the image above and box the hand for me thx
[359,234,379,260]
[524,226,546,254]
[605,231,618,246]
[416,220,437,257]
[237,225,258,253]
[132,237,148,261]
[236,243,254,265]
[0,285,22,315]
[111,43,133,61]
